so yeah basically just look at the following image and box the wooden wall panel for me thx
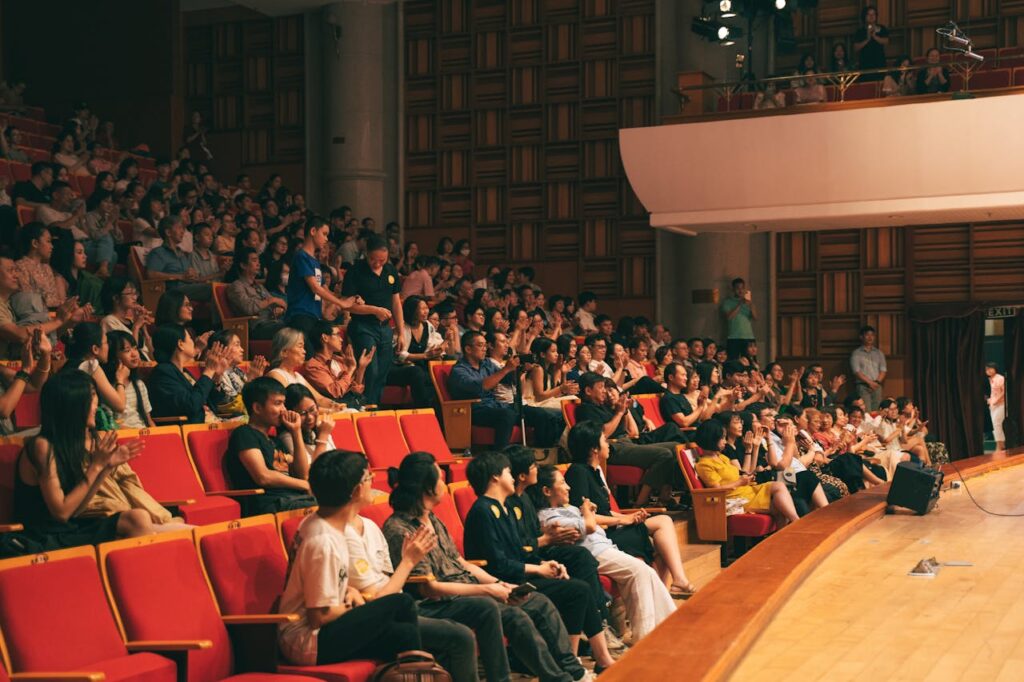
[184,12,304,190]
[775,221,1024,398]
[403,0,655,316]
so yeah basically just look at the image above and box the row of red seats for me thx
[0,408,468,531]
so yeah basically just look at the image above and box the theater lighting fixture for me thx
[774,0,787,9]
[937,21,984,62]
[691,16,736,44]
[719,0,737,18]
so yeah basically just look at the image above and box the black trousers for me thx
[316,593,420,665]
[417,596,504,682]
[286,313,320,360]
[416,613,478,682]
[532,576,603,638]
[386,363,437,408]
[609,440,682,491]
[540,544,608,620]
[472,405,518,449]
[505,592,583,682]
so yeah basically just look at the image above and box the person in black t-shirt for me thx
[10,162,53,207]
[853,6,890,80]
[576,372,681,507]
[225,376,316,516]
[341,235,403,405]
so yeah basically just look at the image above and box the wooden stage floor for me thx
[730,464,1024,682]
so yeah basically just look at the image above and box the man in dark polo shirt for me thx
[660,362,703,429]
[341,235,403,405]
[576,372,681,507]
[10,162,53,207]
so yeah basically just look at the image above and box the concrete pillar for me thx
[317,0,397,222]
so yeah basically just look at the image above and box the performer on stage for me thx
[341,235,404,405]
[986,362,1005,452]
[285,217,360,354]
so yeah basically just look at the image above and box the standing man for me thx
[986,362,1005,452]
[720,277,757,361]
[850,325,886,411]
[286,217,360,353]
[342,235,404,406]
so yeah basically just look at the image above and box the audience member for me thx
[267,327,344,409]
[226,247,287,340]
[986,362,1005,451]
[82,190,119,277]
[102,331,153,429]
[853,6,890,78]
[148,324,229,423]
[207,329,266,419]
[917,48,951,94]
[145,214,211,302]
[850,325,886,411]
[51,237,102,312]
[831,42,852,72]
[100,276,154,359]
[720,277,756,360]
[300,320,369,406]
[9,162,52,207]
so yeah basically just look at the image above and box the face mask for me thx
[281,274,289,286]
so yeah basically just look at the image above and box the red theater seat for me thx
[276,507,318,553]
[676,445,775,543]
[99,533,338,682]
[183,422,249,495]
[329,413,364,453]
[0,439,23,532]
[969,67,1011,90]
[399,410,468,482]
[354,411,409,487]
[0,546,177,682]
[118,426,239,525]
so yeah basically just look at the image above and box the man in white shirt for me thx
[575,291,598,334]
[36,181,87,239]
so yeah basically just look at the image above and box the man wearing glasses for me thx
[447,330,522,449]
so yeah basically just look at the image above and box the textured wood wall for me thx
[403,0,657,319]
[775,222,1024,397]
[184,13,305,192]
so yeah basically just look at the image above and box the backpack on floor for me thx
[369,650,452,682]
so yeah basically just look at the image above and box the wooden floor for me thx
[731,465,1024,682]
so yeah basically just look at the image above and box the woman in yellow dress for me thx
[693,420,801,524]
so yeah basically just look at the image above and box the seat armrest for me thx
[206,488,266,497]
[223,613,299,625]
[152,415,187,425]
[12,674,106,682]
[0,523,24,533]
[407,574,436,584]
[617,507,666,514]
[126,640,212,652]
[439,398,479,450]
[690,488,729,543]
[158,499,197,508]
[467,559,487,566]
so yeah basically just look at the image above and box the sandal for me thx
[669,582,697,599]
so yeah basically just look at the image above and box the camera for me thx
[519,353,538,365]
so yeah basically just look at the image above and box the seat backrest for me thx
[643,361,656,378]
[0,440,23,524]
[361,500,393,531]
[676,445,703,491]
[398,411,453,459]
[117,428,206,504]
[450,483,477,523]
[211,282,233,321]
[429,361,454,402]
[355,412,409,470]
[635,394,665,428]
[276,507,318,554]
[433,492,465,555]
[100,535,233,682]
[184,424,241,492]
[329,413,363,452]
[16,205,34,227]
[194,517,287,616]
[0,548,128,672]
[562,399,579,427]
[13,392,40,430]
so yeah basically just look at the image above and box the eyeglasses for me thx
[360,470,374,485]
[296,405,319,418]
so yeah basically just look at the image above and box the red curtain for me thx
[910,307,986,460]
[1004,311,1024,449]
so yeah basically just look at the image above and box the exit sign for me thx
[987,306,1020,319]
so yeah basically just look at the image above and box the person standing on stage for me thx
[850,325,886,412]
[341,235,404,405]
[986,362,1005,452]
[285,217,361,352]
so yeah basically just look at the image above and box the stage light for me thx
[719,0,737,18]
[775,0,786,9]
[718,25,730,40]
[692,16,738,44]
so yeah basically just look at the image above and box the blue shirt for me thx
[286,248,322,319]
[146,243,190,276]
[537,505,617,558]
[447,357,507,411]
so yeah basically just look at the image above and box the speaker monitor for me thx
[886,462,943,515]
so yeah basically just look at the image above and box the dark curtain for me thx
[910,307,986,461]
[1004,312,1024,449]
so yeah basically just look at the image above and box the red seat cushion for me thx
[198,522,288,615]
[636,395,664,428]
[0,555,130,671]
[727,513,776,537]
[471,424,525,446]
[452,486,478,524]
[433,493,465,555]
[676,448,704,490]
[399,413,453,459]
[123,433,206,503]
[381,385,412,407]
[90,653,177,682]
[563,401,578,427]
[361,501,393,530]
[606,464,644,487]
[331,419,363,453]
[279,512,315,552]
[0,443,21,524]
[178,496,240,525]
[104,538,235,682]
[230,675,342,682]
[356,416,410,471]
[430,363,454,402]
[14,391,40,429]
[187,428,236,492]
[277,661,378,682]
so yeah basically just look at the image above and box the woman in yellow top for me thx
[693,420,800,524]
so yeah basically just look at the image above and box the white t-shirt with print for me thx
[278,515,350,666]
[344,516,393,593]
